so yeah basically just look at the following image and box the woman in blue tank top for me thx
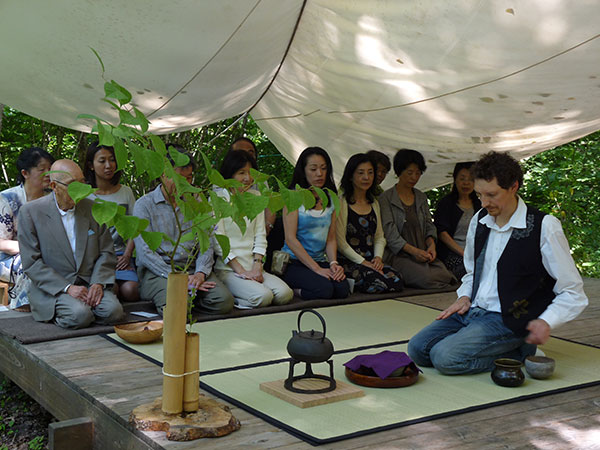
[281,147,350,300]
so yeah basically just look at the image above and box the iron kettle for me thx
[286,309,334,363]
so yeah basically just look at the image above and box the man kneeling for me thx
[18,160,124,329]
[407,152,587,374]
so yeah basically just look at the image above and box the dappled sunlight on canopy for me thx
[1,0,600,188]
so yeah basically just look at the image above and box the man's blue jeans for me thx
[407,307,536,375]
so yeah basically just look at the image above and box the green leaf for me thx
[92,199,119,225]
[133,107,150,133]
[169,147,190,167]
[97,122,115,146]
[150,135,166,155]
[280,186,304,213]
[215,234,230,260]
[223,178,243,189]
[104,80,132,106]
[301,188,316,210]
[208,169,226,188]
[238,191,270,221]
[137,218,149,232]
[146,151,164,181]
[67,181,96,204]
[113,139,128,171]
[128,141,149,176]
[141,231,163,251]
[112,124,136,139]
[232,215,247,235]
[77,113,106,123]
[180,232,195,243]
[115,215,142,240]
[313,186,329,208]
[192,213,219,230]
[267,193,285,213]
[197,229,210,255]
[118,109,138,126]
[325,188,340,215]
[249,168,270,183]
[209,190,234,218]
[200,150,213,172]
[172,172,202,196]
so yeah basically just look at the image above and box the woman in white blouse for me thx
[213,150,293,309]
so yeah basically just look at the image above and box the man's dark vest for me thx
[473,206,556,336]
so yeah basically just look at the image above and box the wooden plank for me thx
[260,379,363,408]
[1,278,598,450]
[49,417,93,450]
[0,334,161,450]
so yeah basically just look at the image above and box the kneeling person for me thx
[214,151,293,309]
[408,152,587,374]
[18,160,124,329]
[133,146,234,316]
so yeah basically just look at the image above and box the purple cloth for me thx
[344,350,420,380]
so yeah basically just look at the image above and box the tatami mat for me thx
[107,299,440,372]
[105,300,600,445]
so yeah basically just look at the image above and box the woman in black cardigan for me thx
[434,162,481,280]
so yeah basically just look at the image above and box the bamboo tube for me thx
[162,272,189,414]
[182,332,200,412]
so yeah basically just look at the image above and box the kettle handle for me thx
[297,309,326,342]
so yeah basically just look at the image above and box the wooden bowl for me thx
[345,366,419,388]
[114,321,163,344]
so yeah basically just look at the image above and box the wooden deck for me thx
[1,279,600,449]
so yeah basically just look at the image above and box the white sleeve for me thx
[537,215,588,329]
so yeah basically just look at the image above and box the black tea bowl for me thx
[491,358,525,387]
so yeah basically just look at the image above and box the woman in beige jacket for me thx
[336,153,403,293]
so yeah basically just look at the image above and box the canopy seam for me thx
[246,0,308,116]
[146,0,264,118]
[254,32,600,121]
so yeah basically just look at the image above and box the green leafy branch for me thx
[68,52,339,280]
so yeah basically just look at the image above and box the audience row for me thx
[0,140,478,329]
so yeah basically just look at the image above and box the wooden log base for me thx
[130,395,241,441]
[260,378,364,408]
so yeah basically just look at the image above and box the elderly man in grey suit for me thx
[17,159,124,329]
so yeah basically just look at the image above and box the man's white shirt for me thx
[456,197,587,329]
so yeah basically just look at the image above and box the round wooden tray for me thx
[344,367,419,388]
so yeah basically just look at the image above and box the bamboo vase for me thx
[162,272,189,414]
[183,332,200,412]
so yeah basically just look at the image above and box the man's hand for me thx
[86,284,104,307]
[525,319,551,345]
[189,272,216,292]
[67,285,88,303]
[437,296,471,320]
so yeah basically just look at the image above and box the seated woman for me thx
[0,147,54,310]
[281,147,350,300]
[379,149,455,289]
[84,142,139,302]
[434,162,481,280]
[366,149,391,195]
[214,150,293,309]
[336,153,403,293]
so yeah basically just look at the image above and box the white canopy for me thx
[1,0,599,189]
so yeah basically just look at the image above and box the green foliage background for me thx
[1,106,598,276]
